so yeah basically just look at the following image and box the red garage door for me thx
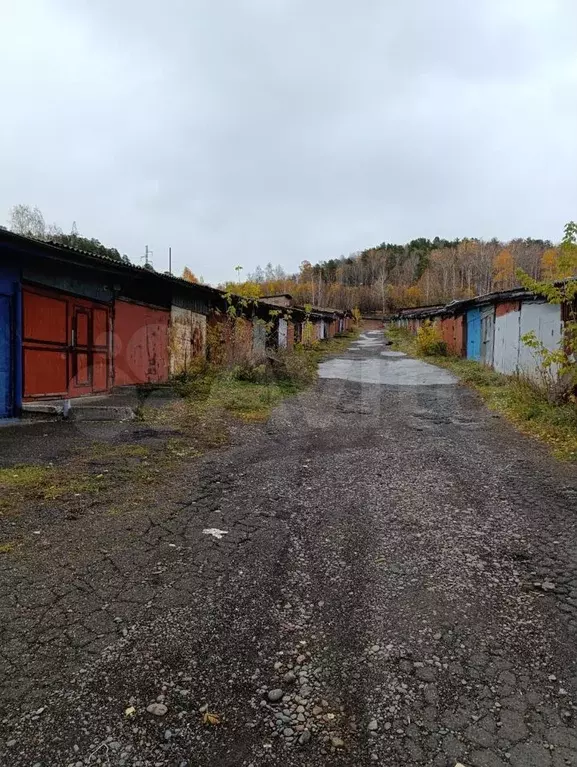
[113,300,170,386]
[23,286,111,400]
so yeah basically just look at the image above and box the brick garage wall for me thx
[169,306,206,375]
[252,319,267,362]
[287,321,295,350]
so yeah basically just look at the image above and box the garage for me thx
[113,299,170,386]
[22,285,111,400]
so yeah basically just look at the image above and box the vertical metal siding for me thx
[454,315,465,357]
[493,304,521,375]
[440,316,465,356]
[480,306,495,366]
[518,302,563,379]
[466,308,482,361]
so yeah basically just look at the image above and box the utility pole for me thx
[168,246,172,276]
[142,245,153,269]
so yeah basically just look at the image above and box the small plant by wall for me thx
[416,320,447,356]
[300,304,317,348]
[517,220,577,402]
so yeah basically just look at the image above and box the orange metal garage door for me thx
[22,285,111,399]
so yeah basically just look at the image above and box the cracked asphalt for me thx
[2,330,577,766]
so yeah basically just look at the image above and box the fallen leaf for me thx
[203,712,221,725]
[125,706,136,717]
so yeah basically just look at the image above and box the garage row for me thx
[0,229,351,418]
[391,286,566,379]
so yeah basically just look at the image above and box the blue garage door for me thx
[466,308,481,361]
[0,294,12,417]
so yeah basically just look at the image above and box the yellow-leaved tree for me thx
[182,267,199,283]
[540,248,559,281]
[493,249,515,289]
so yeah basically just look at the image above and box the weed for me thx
[416,321,447,356]
[0,465,51,490]
[0,542,15,554]
[160,329,360,425]
[43,474,106,500]
[87,443,150,459]
[232,362,273,384]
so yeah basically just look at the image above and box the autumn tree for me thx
[492,249,515,289]
[182,267,199,283]
[222,280,261,299]
[540,248,559,281]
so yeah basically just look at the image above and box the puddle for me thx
[318,357,457,386]
[350,339,383,348]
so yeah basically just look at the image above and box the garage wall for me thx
[518,302,562,379]
[0,267,20,417]
[114,300,170,386]
[493,304,521,375]
[278,318,288,349]
[22,285,111,400]
[466,308,481,361]
[480,306,495,366]
[169,306,206,375]
[252,320,267,362]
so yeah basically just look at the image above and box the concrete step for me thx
[21,401,136,422]
[69,406,135,422]
[21,403,64,420]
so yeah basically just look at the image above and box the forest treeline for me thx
[236,236,565,313]
[7,204,570,313]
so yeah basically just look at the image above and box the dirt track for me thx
[2,331,577,766]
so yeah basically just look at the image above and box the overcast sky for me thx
[1,1,576,284]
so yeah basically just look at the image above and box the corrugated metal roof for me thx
[0,228,226,300]
[391,280,577,320]
[0,229,350,318]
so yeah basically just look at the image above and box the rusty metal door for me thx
[480,306,495,366]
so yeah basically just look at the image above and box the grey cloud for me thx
[0,0,575,282]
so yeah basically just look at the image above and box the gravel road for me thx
[2,330,577,766]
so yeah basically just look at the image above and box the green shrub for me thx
[416,321,447,356]
[172,365,216,400]
[232,362,272,384]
